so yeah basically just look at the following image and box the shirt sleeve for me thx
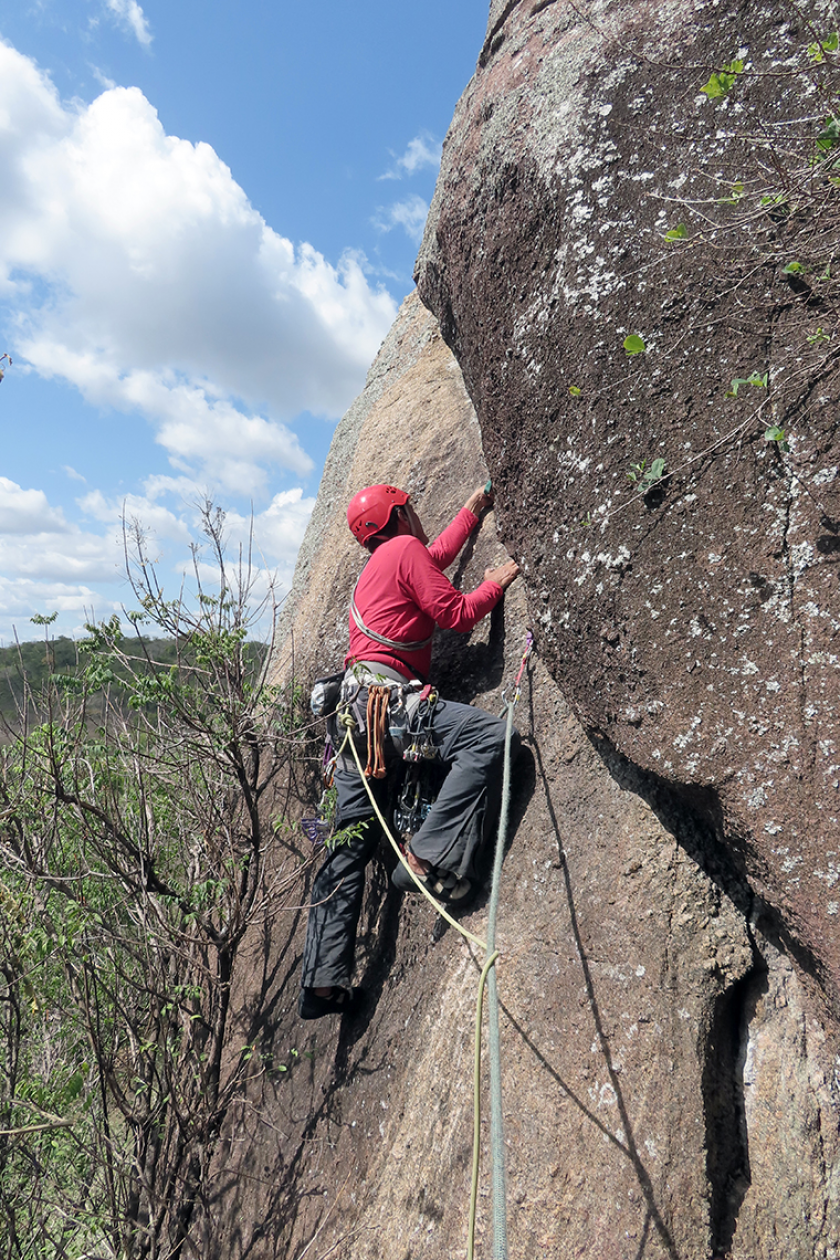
[397,536,503,632]
[426,507,479,570]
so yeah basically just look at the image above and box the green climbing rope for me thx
[486,696,517,1260]
[468,948,500,1260]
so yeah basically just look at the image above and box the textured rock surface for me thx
[416,0,840,1006]
[211,293,840,1259]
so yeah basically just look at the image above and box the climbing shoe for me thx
[298,986,363,1021]
[391,860,473,908]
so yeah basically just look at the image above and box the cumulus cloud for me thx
[219,489,316,568]
[0,42,397,490]
[78,488,192,545]
[0,477,315,641]
[76,483,314,586]
[104,0,153,48]
[0,477,68,534]
[0,478,122,594]
[0,575,119,645]
[379,133,442,180]
[0,476,121,584]
[373,195,430,245]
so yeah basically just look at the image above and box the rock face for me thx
[216,4,840,1256]
[223,290,840,1260]
[416,2,840,1004]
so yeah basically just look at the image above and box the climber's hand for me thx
[464,484,494,516]
[485,560,520,589]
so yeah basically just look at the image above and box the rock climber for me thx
[299,482,520,1020]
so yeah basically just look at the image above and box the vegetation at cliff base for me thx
[0,508,312,1259]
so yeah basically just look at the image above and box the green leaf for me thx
[782,260,805,275]
[700,59,744,98]
[727,371,767,397]
[718,181,745,206]
[568,385,582,396]
[809,31,839,62]
[765,425,790,453]
[816,116,840,154]
[760,193,788,210]
[623,334,646,356]
[664,223,687,241]
[627,456,666,492]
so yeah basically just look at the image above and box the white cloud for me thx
[0,478,121,591]
[0,575,120,645]
[90,66,117,91]
[185,491,315,640]
[373,195,430,245]
[0,478,314,642]
[104,0,153,48]
[379,133,442,180]
[78,488,192,544]
[0,42,397,487]
[0,531,120,582]
[63,465,87,483]
[221,489,316,567]
[75,483,314,592]
[0,477,68,534]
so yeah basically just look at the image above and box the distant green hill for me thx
[0,635,267,734]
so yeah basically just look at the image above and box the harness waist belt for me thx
[347,660,419,686]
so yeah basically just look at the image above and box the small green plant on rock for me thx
[809,31,839,62]
[627,457,667,492]
[727,371,768,397]
[623,333,647,356]
[765,424,791,453]
[700,59,745,98]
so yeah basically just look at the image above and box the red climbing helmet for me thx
[347,484,410,545]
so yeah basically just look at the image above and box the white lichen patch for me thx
[573,545,631,586]
[814,862,840,888]
[674,714,702,750]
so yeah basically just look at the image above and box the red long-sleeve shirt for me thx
[345,507,503,681]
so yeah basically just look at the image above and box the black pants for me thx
[300,697,516,991]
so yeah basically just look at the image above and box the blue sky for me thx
[0,0,488,643]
